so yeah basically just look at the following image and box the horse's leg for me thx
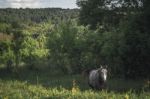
[96,83,102,90]
[99,83,107,90]
[88,81,95,89]
[103,82,107,89]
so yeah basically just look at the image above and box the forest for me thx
[0,0,150,98]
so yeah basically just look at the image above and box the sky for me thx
[0,0,78,9]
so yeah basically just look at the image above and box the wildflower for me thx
[124,94,129,99]
[144,80,150,88]
[4,96,9,99]
[71,80,80,95]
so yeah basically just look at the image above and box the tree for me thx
[77,0,150,78]
[20,23,49,70]
[77,0,109,29]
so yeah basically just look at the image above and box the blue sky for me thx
[0,0,78,9]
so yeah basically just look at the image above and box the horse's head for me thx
[98,65,108,82]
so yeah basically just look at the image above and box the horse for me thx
[88,66,108,90]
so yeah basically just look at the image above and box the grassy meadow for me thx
[0,67,149,99]
[0,1,150,98]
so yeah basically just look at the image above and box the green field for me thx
[0,0,150,98]
[0,68,149,99]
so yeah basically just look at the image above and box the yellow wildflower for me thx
[4,96,9,99]
[71,80,80,95]
[124,94,129,99]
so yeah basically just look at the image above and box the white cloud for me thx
[0,0,78,8]
[5,0,40,8]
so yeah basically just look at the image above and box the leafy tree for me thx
[77,0,108,29]
[20,23,49,70]
[77,0,150,78]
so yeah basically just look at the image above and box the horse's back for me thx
[89,70,98,80]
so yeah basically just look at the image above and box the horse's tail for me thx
[82,69,92,78]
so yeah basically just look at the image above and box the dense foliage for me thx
[77,0,150,78]
[0,0,150,79]
[0,8,79,72]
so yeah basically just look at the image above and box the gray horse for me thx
[88,66,108,90]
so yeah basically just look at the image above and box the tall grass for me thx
[0,68,149,99]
